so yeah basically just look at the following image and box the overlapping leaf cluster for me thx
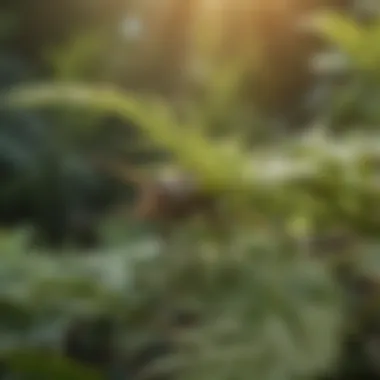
[0,8,380,380]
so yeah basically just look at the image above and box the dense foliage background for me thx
[0,0,380,379]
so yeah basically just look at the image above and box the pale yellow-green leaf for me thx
[311,11,363,64]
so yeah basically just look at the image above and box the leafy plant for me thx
[5,83,380,236]
[310,11,380,127]
[1,8,380,380]
[3,78,380,380]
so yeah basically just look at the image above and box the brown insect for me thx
[94,159,220,229]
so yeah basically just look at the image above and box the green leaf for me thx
[311,11,363,61]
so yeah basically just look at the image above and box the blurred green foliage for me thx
[0,2,380,380]
[311,10,380,128]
